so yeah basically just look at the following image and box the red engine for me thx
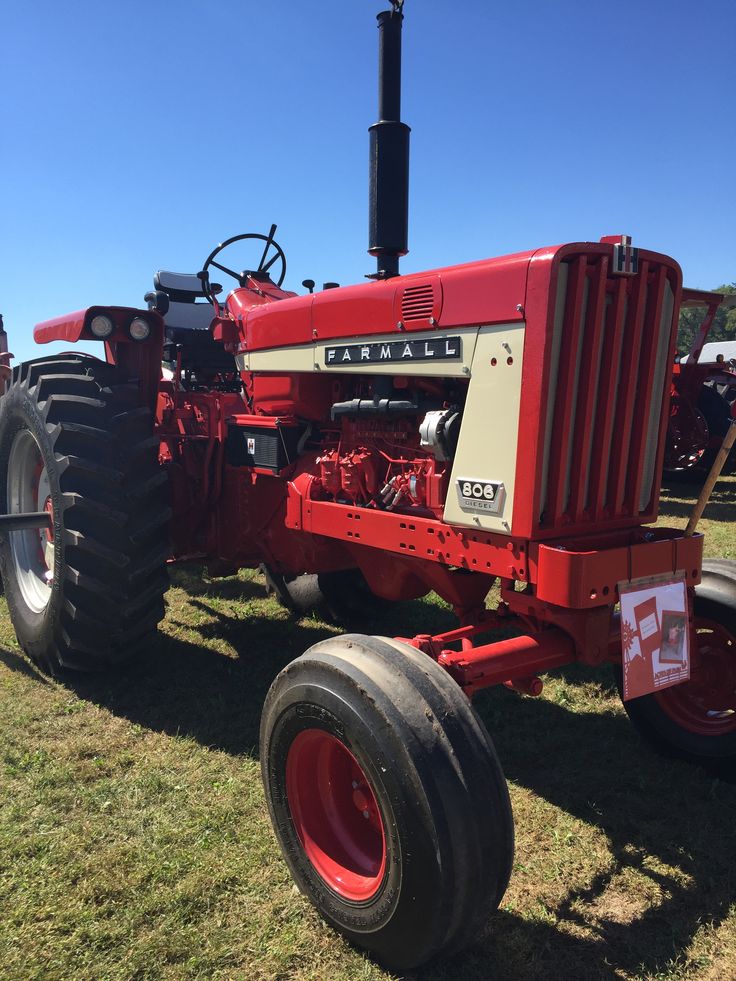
[314,416,445,513]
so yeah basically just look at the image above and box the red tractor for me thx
[665,288,736,474]
[0,4,734,971]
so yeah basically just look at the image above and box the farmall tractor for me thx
[1,4,735,972]
[665,288,736,475]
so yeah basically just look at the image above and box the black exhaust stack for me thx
[368,2,410,279]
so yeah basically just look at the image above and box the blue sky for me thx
[1,0,733,363]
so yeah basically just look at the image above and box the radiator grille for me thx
[401,284,435,322]
[538,254,675,530]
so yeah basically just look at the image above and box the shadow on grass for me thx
[659,498,736,523]
[0,646,49,683]
[659,473,736,523]
[414,688,736,981]
[64,588,456,759]
[57,582,735,981]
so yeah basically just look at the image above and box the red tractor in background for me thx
[1,3,735,971]
[665,288,736,475]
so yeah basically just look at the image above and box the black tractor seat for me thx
[147,270,237,380]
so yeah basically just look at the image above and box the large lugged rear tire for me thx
[620,560,736,773]
[0,354,170,674]
[260,634,514,970]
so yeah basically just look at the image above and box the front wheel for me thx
[620,561,736,772]
[260,633,514,970]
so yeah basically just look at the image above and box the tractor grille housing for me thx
[535,251,677,534]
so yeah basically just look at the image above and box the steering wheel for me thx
[199,224,287,303]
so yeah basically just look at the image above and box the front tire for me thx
[0,354,170,674]
[260,633,514,970]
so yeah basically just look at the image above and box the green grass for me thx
[0,474,734,980]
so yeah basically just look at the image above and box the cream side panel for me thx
[238,327,480,377]
[444,323,525,534]
[237,345,315,373]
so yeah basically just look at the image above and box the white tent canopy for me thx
[681,340,736,364]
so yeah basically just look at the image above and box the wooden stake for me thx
[685,420,736,536]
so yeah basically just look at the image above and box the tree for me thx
[677,282,736,356]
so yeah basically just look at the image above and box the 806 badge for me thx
[456,478,506,515]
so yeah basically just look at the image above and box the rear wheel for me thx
[620,561,736,772]
[261,633,514,970]
[0,354,170,673]
[263,566,387,624]
[698,385,736,475]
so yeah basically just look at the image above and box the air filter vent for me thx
[396,279,442,329]
[401,284,434,320]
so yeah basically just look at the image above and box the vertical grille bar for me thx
[588,277,627,518]
[638,277,676,512]
[545,255,587,522]
[568,255,608,519]
[608,260,650,514]
[536,250,678,537]
[537,263,569,520]
[626,264,666,513]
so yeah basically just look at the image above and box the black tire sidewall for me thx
[263,671,446,961]
[0,383,65,666]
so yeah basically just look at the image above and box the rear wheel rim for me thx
[6,430,54,613]
[655,618,736,736]
[286,728,386,901]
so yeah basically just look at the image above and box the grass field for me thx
[1,475,734,981]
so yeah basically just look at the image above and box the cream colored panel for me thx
[238,328,480,377]
[237,344,315,373]
[444,323,525,534]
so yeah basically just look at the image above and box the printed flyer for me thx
[619,576,690,701]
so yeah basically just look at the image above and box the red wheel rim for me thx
[285,729,386,901]
[43,494,55,543]
[655,618,736,736]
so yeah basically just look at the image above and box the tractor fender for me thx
[33,309,89,344]
[695,559,736,612]
[33,306,162,345]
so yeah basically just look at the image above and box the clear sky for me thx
[1,0,733,363]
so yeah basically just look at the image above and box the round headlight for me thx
[89,314,114,339]
[129,317,151,341]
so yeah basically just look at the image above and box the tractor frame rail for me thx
[400,526,704,697]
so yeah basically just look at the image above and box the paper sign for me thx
[634,596,660,661]
[639,611,658,641]
[619,576,690,700]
